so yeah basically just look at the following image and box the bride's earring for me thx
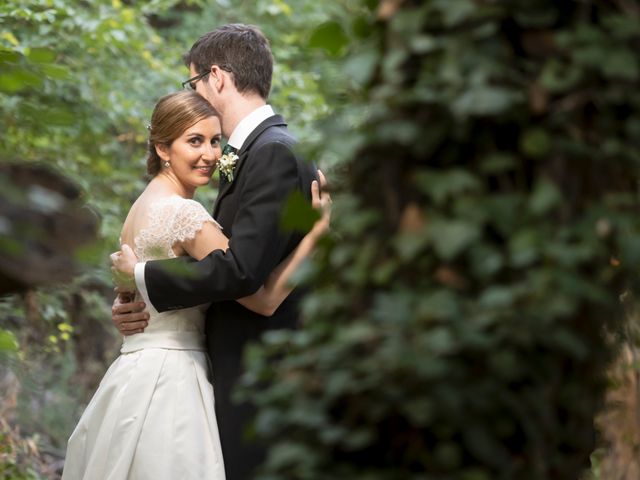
[163,161,170,168]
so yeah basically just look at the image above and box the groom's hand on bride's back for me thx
[111,290,149,336]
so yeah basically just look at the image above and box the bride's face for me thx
[161,116,222,191]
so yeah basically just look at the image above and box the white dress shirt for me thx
[133,104,276,310]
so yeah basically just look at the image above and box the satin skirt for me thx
[62,333,225,480]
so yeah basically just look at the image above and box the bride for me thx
[61,90,329,479]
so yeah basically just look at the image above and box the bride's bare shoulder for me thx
[118,181,178,247]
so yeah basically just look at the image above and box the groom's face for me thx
[189,64,217,108]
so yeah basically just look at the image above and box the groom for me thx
[111,24,318,479]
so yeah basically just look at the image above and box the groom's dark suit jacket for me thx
[144,114,316,480]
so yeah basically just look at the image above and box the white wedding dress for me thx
[62,195,225,480]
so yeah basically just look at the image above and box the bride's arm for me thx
[181,172,330,316]
[235,206,328,315]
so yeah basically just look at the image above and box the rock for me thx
[0,162,99,294]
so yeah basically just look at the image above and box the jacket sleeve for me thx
[144,141,308,312]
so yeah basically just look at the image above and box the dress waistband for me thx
[120,331,206,353]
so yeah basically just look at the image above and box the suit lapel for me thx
[213,115,288,217]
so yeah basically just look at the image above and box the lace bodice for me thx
[134,195,221,261]
[121,195,222,348]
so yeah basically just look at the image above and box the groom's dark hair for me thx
[184,24,273,100]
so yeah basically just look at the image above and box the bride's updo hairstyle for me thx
[146,91,217,176]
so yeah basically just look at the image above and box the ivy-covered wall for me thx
[241,1,640,478]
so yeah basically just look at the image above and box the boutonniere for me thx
[218,151,239,182]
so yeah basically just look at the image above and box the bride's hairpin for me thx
[146,124,152,131]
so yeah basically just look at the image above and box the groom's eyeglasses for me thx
[182,71,210,91]
[181,65,233,91]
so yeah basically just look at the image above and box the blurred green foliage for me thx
[238,1,640,479]
[0,0,340,470]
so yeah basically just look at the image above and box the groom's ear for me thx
[155,144,170,161]
[209,66,226,93]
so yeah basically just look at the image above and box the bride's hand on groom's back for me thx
[309,169,331,239]
[110,244,137,289]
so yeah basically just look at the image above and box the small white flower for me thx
[218,152,239,182]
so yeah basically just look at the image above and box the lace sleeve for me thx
[171,198,222,245]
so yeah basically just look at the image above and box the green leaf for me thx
[280,190,320,232]
[343,47,378,86]
[38,108,76,126]
[601,48,638,80]
[509,229,541,267]
[539,59,583,93]
[423,327,456,354]
[478,285,516,308]
[469,244,504,278]
[529,178,561,215]
[429,219,481,260]
[572,46,611,73]
[352,15,373,39]
[26,47,56,63]
[0,31,20,47]
[513,8,558,28]
[479,154,515,174]
[308,21,348,57]
[434,441,462,469]
[394,230,429,262]
[410,35,439,54]
[0,49,21,64]
[440,0,476,27]
[0,329,19,352]
[0,69,42,92]
[417,290,461,321]
[520,128,551,158]
[415,169,481,205]
[265,441,315,470]
[40,64,70,80]
[452,85,522,117]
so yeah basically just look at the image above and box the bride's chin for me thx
[191,179,210,187]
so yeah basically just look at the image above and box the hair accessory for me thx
[163,161,170,168]
[146,124,152,131]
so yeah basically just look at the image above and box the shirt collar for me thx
[226,104,275,151]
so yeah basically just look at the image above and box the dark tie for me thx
[222,144,237,156]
